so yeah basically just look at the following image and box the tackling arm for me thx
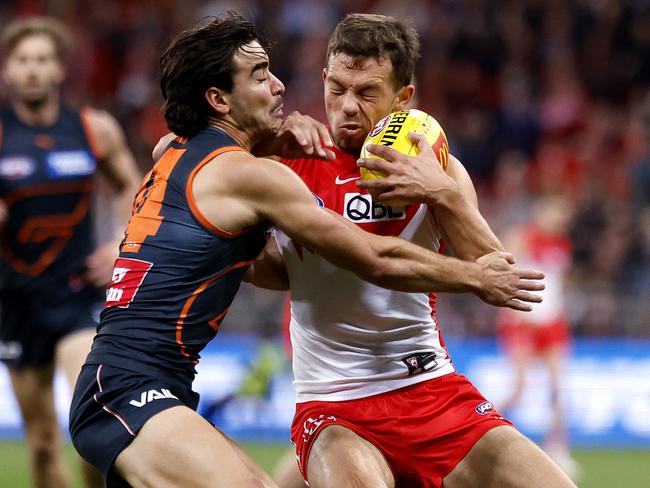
[243,235,290,290]
[234,157,543,310]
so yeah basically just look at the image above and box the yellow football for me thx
[360,108,449,183]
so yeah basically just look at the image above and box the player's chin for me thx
[334,132,364,154]
[263,116,283,135]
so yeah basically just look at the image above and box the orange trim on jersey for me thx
[175,136,188,145]
[175,259,254,363]
[79,106,102,160]
[208,307,230,331]
[121,147,185,253]
[1,181,93,277]
[185,145,251,238]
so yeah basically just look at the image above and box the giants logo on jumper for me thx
[475,401,495,415]
[344,193,405,223]
[105,257,153,308]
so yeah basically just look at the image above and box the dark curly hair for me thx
[326,13,420,89]
[160,13,265,137]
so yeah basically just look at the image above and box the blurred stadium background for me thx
[0,0,649,486]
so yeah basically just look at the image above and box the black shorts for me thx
[0,286,104,368]
[69,363,199,487]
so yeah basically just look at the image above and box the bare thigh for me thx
[114,405,276,488]
[443,425,576,488]
[307,425,394,488]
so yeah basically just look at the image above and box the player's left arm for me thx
[83,108,142,285]
[431,154,504,260]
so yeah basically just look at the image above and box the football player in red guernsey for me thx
[245,13,575,488]
[496,194,580,480]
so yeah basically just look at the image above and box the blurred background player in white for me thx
[496,193,580,480]
[0,16,140,488]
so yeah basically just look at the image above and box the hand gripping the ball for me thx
[356,132,458,206]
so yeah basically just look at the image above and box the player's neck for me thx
[209,119,253,151]
[13,94,60,127]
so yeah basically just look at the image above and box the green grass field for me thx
[0,440,648,487]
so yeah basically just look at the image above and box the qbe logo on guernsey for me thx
[344,193,405,223]
[105,258,153,308]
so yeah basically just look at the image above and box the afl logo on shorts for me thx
[475,401,495,415]
[369,114,391,137]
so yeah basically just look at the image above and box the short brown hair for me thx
[326,13,420,88]
[1,16,72,60]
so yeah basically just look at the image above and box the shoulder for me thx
[220,151,301,185]
[80,107,123,139]
[80,107,125,158]
[199,150,306,199]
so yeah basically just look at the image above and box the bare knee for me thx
[24,423,61,474]
[24,417,60,452]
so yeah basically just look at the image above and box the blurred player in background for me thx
[496,193,580,480]
[77,12,547,487]
[0,16,141,488]
[246,13,574,488]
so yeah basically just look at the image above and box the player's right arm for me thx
[357,134,504,261]
[194,151,544,310]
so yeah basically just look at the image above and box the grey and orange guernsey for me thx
[86,127,270,381]
[0,105,104,367]
[71,128,269,482]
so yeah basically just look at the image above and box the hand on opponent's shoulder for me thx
[251,111,335,160]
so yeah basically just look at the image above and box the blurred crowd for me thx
[1,0,648,337]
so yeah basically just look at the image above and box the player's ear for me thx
[205,87,229,115]
[322,67,328,83]
[394,84,415,111]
